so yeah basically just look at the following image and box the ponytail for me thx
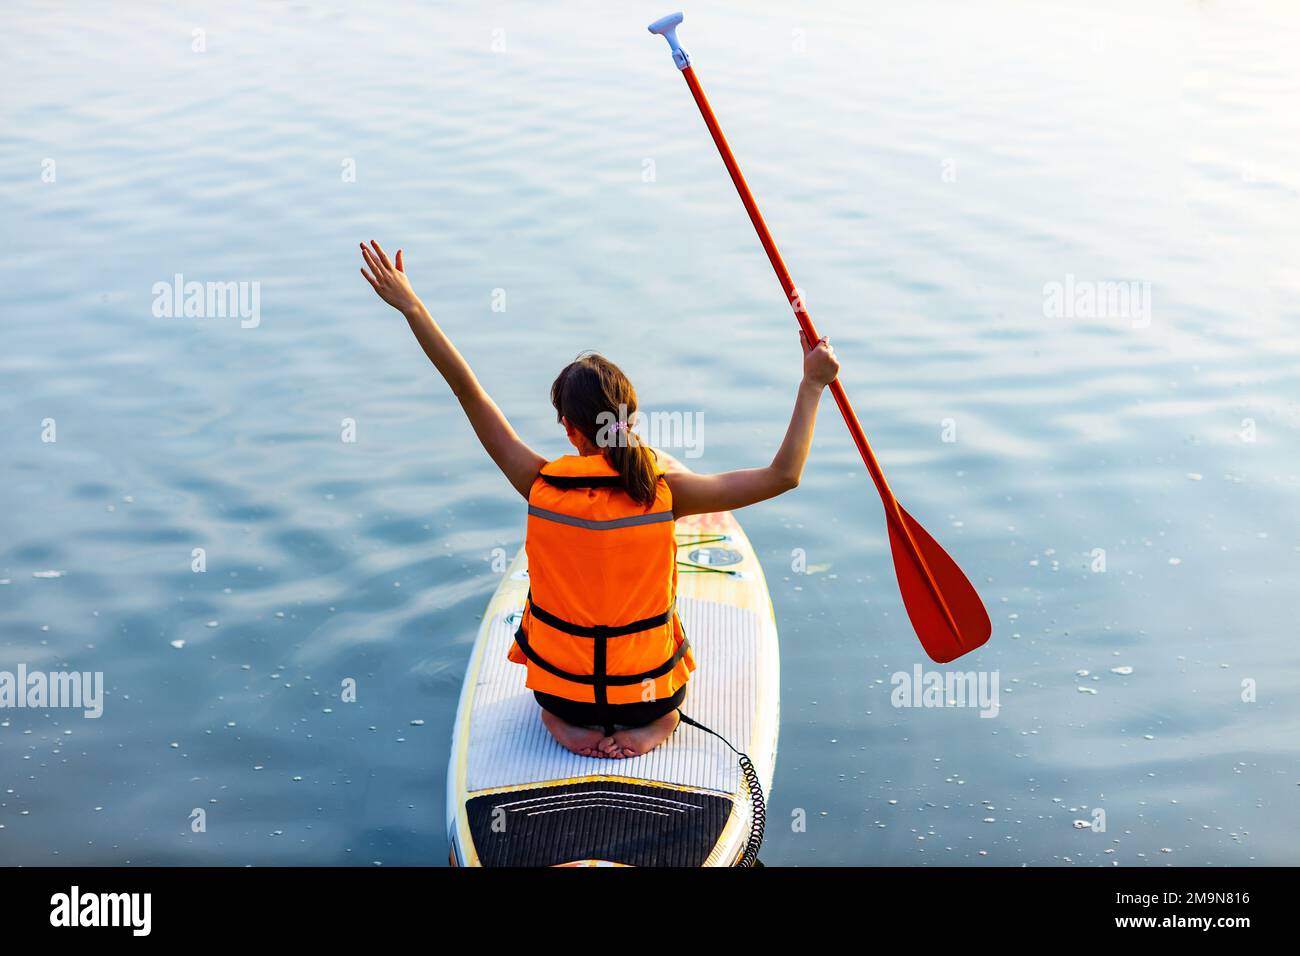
[604,427,659,508]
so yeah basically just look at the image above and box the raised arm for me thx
[666,333,840,518]
[360,241,545,498]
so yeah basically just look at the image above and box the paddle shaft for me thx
[678,65,963,645]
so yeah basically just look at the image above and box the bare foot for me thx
[540,708,608,758]
[608,710,680,758]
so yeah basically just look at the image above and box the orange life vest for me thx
[507,453,695,706]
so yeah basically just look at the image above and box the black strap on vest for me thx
[539,473,625,490]
[527,599,673,639]
[512,604,689,687]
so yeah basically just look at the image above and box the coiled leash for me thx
[676,711,766,867]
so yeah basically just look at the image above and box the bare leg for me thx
[608,710,680,758]
[539,707,610,758]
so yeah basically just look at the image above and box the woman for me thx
[360,240,839,758]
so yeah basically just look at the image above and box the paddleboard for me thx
[446,509,779,867]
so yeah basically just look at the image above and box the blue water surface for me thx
[1,0,1298,865]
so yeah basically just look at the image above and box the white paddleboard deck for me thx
[447,510,779,867]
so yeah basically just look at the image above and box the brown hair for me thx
[550,352,659,508]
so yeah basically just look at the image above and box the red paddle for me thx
[649,13,990,662]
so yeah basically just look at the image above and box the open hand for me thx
[799,330,840,387]
[359,240,419,313]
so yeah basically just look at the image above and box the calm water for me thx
[2,0,1298,866]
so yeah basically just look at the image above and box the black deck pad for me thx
[467,780,734,867]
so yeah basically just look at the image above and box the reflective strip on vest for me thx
[526,504,674,532]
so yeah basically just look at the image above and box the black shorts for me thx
[534,685,686,734]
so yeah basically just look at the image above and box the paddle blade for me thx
[887,505,991,663]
